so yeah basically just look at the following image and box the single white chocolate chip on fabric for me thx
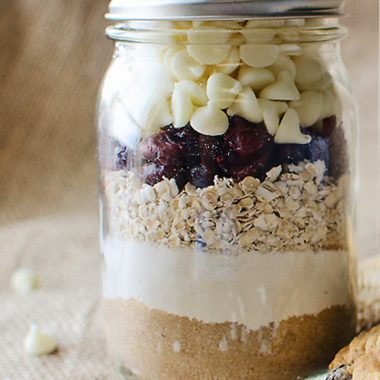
[293,55,324,87]
[290,91,324,127]
[269,55,296,79]
[170,49,205,81]
[11,268,40,294]
[207,73,242,109]
[258,98,288,135]
[24,325,58,356]
[214,46,241,75]
[190,104,229,136]
[187,45,231,65]
[274,109,312,144]
[240,44,280,68]
[238,66,275,91]
[227,87,263,123]
[172,80,207,127]
[260,71,300,101]
[241,28,276,43]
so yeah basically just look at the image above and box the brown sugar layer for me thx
[105,298,355,380]
[104,161,349,254]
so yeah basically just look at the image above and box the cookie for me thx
[327,324,380,379]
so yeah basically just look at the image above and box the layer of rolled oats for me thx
[104,160,348,253]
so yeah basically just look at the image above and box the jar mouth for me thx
[106,18,347,43]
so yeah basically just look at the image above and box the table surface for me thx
[0,214,117,380]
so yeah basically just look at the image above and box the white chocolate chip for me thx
[293,56,324,87]
[298,72,333,92]
[172,340,182,353]
[190,104,229,136]
[187,27,231,44]
[258,99,288,135]
[214,46,241,74]
[176,80,208,105]
[172,87,193,128]
[170,49,205,81]
[321,88,337,118]
[241,28,276,43]
[240,44,280,68]
[163,46,182,68]
[246,20,285,28]
[238,66,275,91]
[187,45,231,65]
[290,91,324,127]
[269,55,296,79]
[274,109,312,144]
[207,20,242,30]
[260,71,300,101]
[279,44,302,56]
[277,29,299,42]
[172,80,207,128]
[24,325,58,356]
[207,73,242,109]
[142,99,174,133]
[11,268,40,294]
[227,87,263,123]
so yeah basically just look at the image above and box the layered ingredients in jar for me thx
[100,19,356,380]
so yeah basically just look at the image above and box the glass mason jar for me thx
[98,1,358,378]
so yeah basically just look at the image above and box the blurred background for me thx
[0,0,378,378]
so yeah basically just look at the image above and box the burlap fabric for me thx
[0,1,378,378]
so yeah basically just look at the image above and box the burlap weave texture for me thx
[0,0,378,378]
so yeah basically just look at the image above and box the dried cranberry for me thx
[198,134,224,174]
[322,115,337,137]
[275,144,309,165]
[143,163,187,189]
[225,153,272,181]
[225,117,274,164]
[165,126,201,167]
[189,164,216,188]
[216,117,275,178]
[140,132,184,166]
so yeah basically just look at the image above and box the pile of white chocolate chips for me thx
[107,19,342,144]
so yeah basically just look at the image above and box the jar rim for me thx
[106,19,347,43]
[106,0,344,21]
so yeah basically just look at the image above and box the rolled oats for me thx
[105,161,348,254]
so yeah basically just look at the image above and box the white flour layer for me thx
[103,236,352,331]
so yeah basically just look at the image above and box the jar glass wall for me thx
[98,19,357,379]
